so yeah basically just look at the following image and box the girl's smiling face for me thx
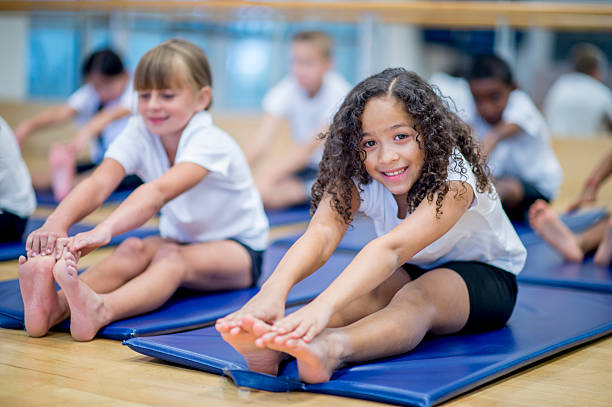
[138,84,210,139]
[361,95,425,203]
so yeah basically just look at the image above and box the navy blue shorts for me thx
[402,261,518,333]
[504,179,549,222]
[228,239,264,287]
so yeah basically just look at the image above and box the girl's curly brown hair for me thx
[311,67,493,225]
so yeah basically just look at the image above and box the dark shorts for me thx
[402,261,518,333]
[0,210,27,243]
[228,238,264,287]
[504,179,549,222]
[76,162,143,191]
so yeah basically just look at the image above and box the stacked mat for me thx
[122,209,612,406]
[125,284,612,406]
[0,245,354,339]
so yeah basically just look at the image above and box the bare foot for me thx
[49,144,75,202]
[216,315,283,375]
[529,200,584,262]
[52,251,110,341]
[594,220,612,267]
[265,329,346,384]
[18,255,68,337]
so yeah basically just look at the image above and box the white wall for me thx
[0,13,28,101]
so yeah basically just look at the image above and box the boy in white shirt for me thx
[245,31,351,209]
[466,54,562,221]
[544,43,612,136]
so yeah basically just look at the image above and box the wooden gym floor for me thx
[0,102,611,406]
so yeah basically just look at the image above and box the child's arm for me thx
[13,105,77,147]
[568,150,612,212]
[68,107,132,154]
[26,158,126,257]
[272,181,474,342]
[69,162,209,256]
[268,134,323,179]
[216,186,359,330]
[483,121,522,155]
[244,113,284,165]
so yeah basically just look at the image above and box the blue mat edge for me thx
[122,309,612,407]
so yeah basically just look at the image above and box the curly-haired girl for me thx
[216,68,526,383]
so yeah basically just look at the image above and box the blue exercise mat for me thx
[518,240,612,292]
[265,203,312,226]
[125,283,612,406]
[0,244,353,339]
[0,218,159,261]
[35,188,133,206]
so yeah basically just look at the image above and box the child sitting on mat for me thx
[17,38,269,341]
[0,116,36,243]
[216,68,526,383]
[529,150,612,266]
[466,54,562,222]
[15,49,138,201]
[245,31,351,210]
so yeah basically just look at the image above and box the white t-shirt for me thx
[0,116,36,218]
[544,72,612,136]
[105,111,269,250]
[356,151,526,275]
[68,78,137,163]
[429,72,475,122]
[262,71,351,167]
[468,90,562,200]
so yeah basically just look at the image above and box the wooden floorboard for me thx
[1,103,611,405]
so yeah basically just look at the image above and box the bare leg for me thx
[220,268,411,375]
[594,218,612,267]
[256,175,308,210]
[264,268,469,383]
[528,200,584,262]
[56,240,253,341]
[78,236,165,294]
[49,143,76,202]
[18,255,69,337]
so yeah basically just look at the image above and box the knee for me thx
[391,285,434,315]
[115,237,146,258]
[151,243,184,268]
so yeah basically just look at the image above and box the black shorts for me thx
[76,162,143,191]
[402,261,518,333]
[228,239,264,287]
[504,179,549,222]
[0,210,27,243]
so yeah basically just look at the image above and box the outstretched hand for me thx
[68,224,112,257]
[262,301,333,345]
[215,292,285,336]
[25,226,67,258]
[567,185,597,213]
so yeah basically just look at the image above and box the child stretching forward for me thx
[18,39,269,341]
[216,68,526,383]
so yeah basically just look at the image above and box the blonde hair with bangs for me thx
[134,38,213,110]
